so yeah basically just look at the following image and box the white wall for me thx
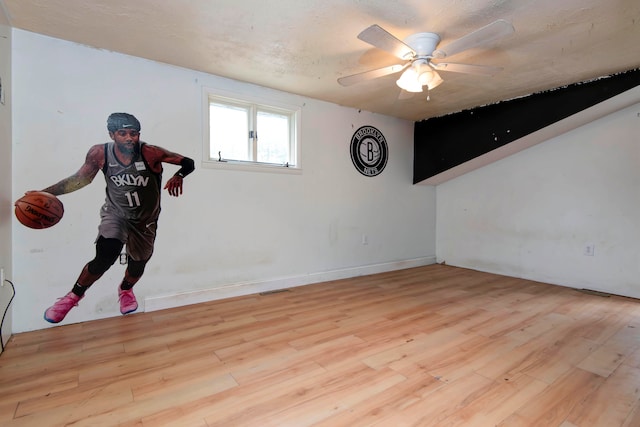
[437,102,640,298]
[11,29,436,332]
[0,24,13,350]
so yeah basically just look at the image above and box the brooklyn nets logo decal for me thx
[350,126,388,177]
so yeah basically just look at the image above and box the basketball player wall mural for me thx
[15,113,195,323]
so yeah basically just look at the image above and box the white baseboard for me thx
[144,256,436,312]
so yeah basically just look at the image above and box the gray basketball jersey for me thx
[102,142,162,222]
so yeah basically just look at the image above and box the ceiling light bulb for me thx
[417,69,433,86]
[396,67,423,93]
[415,63,443,91]
[414,61,444,91]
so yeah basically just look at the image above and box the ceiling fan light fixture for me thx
[424,70,443,90]
[417,69,433,86]
[415,61,443,91]
[396,60,443,93]
[396,67,423,92]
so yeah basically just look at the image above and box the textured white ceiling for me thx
[2,0,639,121]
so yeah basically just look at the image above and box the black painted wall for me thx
[413,68,640,184]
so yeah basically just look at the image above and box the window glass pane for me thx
[210,103,249,161]
[257,110,290,164]
[205,91,300,170]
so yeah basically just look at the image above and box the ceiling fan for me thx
[338,19,515,96]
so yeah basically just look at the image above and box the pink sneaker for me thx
[44,292,82,323]
[119,288,138,315]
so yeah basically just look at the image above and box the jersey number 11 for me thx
[125,191,141,207]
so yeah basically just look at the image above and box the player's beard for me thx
[117,141,139,155]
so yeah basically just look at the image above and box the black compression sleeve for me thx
[174,157,195,178]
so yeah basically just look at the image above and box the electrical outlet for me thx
[584,244,595,256]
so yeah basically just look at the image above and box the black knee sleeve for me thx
[127,258,148,278]
[87,236,123,275]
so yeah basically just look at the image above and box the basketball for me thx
[14,191,64,229]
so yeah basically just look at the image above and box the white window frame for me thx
[202,87,302,174]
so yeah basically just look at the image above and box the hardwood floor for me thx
[1,264,640,426]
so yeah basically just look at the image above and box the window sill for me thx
[201,160,302,175]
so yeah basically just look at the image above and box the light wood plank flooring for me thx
[2,264,640,426]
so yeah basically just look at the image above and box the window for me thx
[204,90,301,171]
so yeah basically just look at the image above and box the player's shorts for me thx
[97,206,158,261]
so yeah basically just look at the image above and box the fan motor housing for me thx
[404,32,441,57]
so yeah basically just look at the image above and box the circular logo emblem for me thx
[350,126,388,177]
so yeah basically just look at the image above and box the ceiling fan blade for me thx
[432,62,503,76]
[337,63,408,86]
[432,19,514,59]
[357,24,416,60]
